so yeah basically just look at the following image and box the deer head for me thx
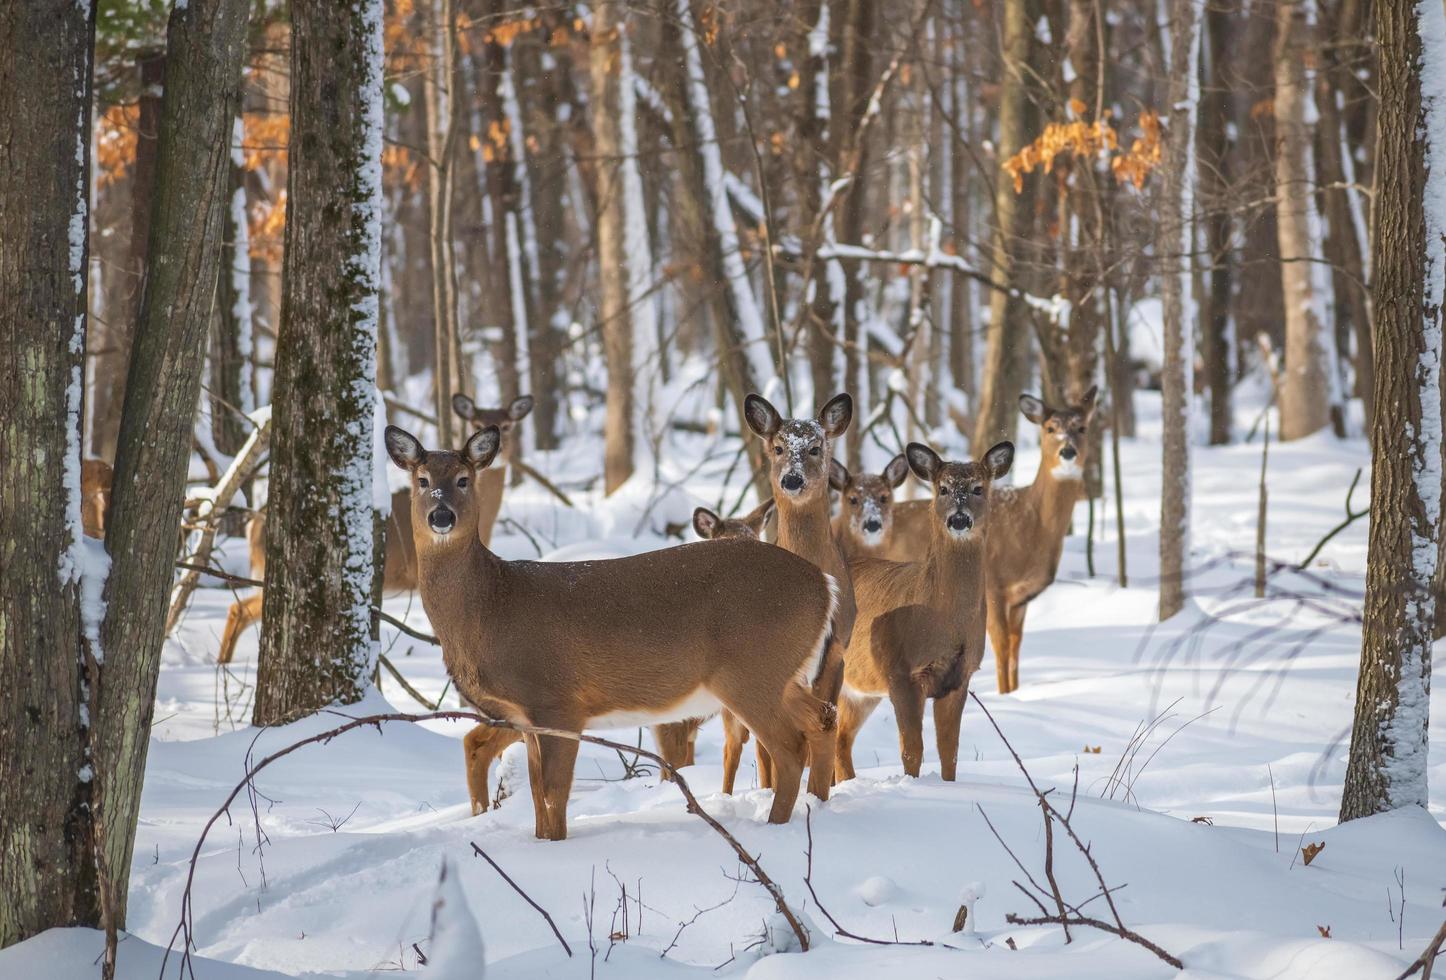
[744,392,852,502]
[905,441,1014,541]
[384,425,500,546]
[830,454,909,547]
[692,498,776,541]
[452,394,534,449]
[1018,386,1096,481]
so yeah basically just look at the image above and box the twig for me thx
[470,841,573,957]
[1005,913,1183,969]
[801,807,936,947]
[1268,765,1279,853]
[1297,468,1369,569]
[1396,917,1446,980]
[513,458,575,509]
[377,654,441,710]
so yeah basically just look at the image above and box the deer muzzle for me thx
[428,506,457,534]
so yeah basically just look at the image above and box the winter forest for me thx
[2,0,1446,976]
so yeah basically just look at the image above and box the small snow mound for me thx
[422,859,485,978]
[854,875,897,907]
[493,740,529,810]
[757,909,810,956]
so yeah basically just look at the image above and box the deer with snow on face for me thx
[648,497,778,784]
[886,386,1096,695]
[836,441,1014,781]
[743,392,856,802]
[829,454,909,560]
[451,393,534,547]
[386,424,839,839]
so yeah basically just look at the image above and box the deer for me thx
[829,454,909,560]
[385,424,840,839]
[215,491,419,665]
[835,440,1014,782]
[741,392,855,802]
[450,393,534,546]
[884,387,1096,695]
[80,458,113,539]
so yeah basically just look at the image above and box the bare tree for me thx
[255,0,384,724]
[1340,0,1443,821]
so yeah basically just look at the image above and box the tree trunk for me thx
[212,122,256,457]
[1158,0,1202,622]
[1339,0,1442,821]
[425,0,461,445]
[254,0,383,725]
[1274,0,1337,440]
[0,0,99,948]
[974,0,1038,452]
[1199,0,1233,445]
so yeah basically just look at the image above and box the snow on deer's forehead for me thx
[780,419,824,449]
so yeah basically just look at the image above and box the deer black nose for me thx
[780,472,804,493]
[1059,446,1078,461]
[863,518,883,533]
[428,507,457,533]
[947,512,973,532]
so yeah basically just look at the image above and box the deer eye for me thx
[809,446,821,456]
[456,476,469,488]
[879,495,888,504]
[849,496,859,506]
[973,486,984,496]
[773,445,784,456]
[418,477,430,489]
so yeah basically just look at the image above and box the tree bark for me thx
[425,0,461,445]
[212,124,256,458]
[254,0,383,725]
[0,0,99,948]
[1340,0,1442,821]
[1274,0,1336,440]
[974,0,1038,452]
[1198,0,1233,445]
[1158,0,1202,621]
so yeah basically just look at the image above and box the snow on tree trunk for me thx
[1274,0,1338,441]
[1157,0,1202,622]
[212,116,257,458]
[255,0,383,726]
[0,0,99,947]
[1340,0,1444,821]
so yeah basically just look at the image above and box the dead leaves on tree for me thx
[1003,105,1162,193]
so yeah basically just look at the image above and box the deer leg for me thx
[755,741,775,790]
[463,724,522,815]
[534,732,580,841]
[986,590,1011,695]
[651,721,694,781]
[933,684,967,782]
[833,689,880,783]
[684,718,699,766]
[803,639,845,801]
[217,592,265,666]
[740,683,826,824]
[720,710,750,795]
[888,676,928,777]
[1006,603,1028,693]
[523,734,547,839]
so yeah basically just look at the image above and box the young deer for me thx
[385,425,839,839]
[836,441,1014,781]
[649,497,778,785]
[216,491,419,665]
[884,387,1096,695]
[743,392,856,802]
[451,393,533,546]
[829,454,909,560]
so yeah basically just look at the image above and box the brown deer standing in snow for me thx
[450,393,533,546]
[836,441,1014,781]
[742,392,856,802]
[829,454,909,560]
[886,387,1096,695]
[386,425,839,839]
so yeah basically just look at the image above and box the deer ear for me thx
[508,395,535,421]
[463,426,501,469]
[829,458,851,492]
[1077,385,1098,422]
[905,443,943,483]
[692,507,721,540]
[984,441,1015,480]
[452,393,477,421]
[743,394,782,438]
[817,393,853,438]
[385,426,426,470]
[1018,394,1046,424]
[883,453,910,488]
[747,497,776,533]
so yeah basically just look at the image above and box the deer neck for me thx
[922,525,987,615]
[416,533,503,653]
[1025,457,1084,542]
[775,490,836,569]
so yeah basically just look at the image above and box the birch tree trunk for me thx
[254,0,383,725]
[0,0,99,947]
[1157,0,1203,621]
[1273,0,1336,440]
[1339,0,1443,821]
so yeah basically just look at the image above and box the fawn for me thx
[742,392,856,802]
[450,393,533,546]
[386,425,839,839]
[886,387,1096,694]
[836,441,1014,781]
[649,497,779,784]
[829,454,909,560]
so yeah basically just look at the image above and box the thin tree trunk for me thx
[0,0,99,948]
[1199,0,1233,445]
[1158,0,1202,621]
[212,119,256,458]
[254,0,383,725]
[425,0,461,445]
[1339,0,1442,821]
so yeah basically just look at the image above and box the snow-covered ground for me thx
[7,391,1445,980]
